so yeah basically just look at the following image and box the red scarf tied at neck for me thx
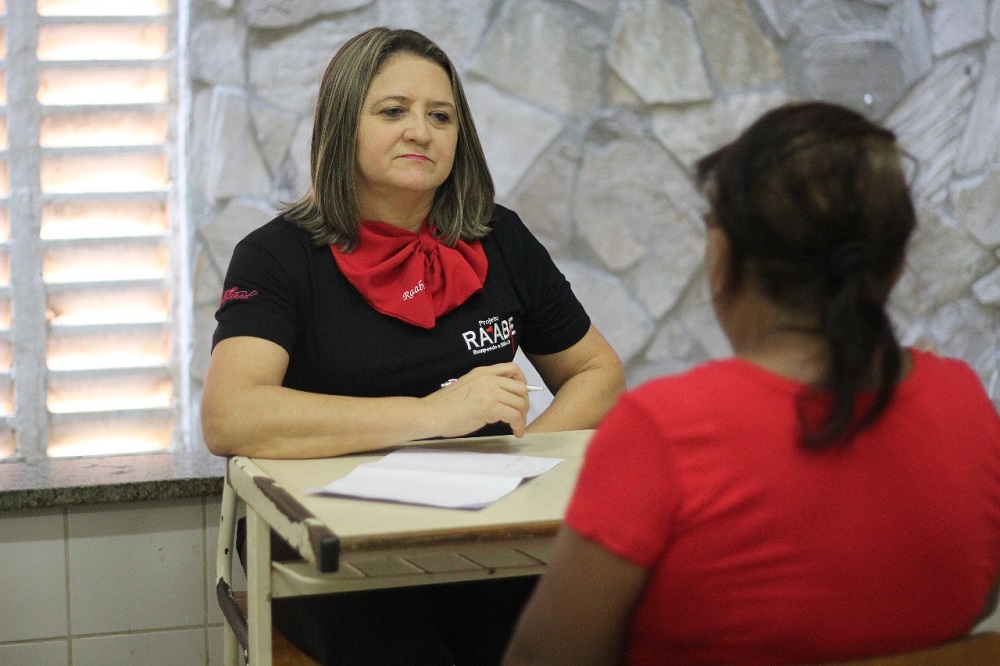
[331,220,488,329]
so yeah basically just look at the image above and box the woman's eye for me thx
[381,107,404,118]
[430,111,452,124]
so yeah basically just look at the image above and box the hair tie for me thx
[826,241,872,282]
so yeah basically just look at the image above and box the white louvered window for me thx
[0,0,176,461]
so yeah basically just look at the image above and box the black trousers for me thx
[237,518,536,665]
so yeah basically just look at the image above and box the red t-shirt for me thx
[566,350,1000,664]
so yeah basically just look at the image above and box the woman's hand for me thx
[423,362,532,437]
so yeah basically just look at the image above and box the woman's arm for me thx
[525,325,626,433]
[503,527,649,666]
[200,336,533,458]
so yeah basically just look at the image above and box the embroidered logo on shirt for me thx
[462,316,516,355]
[220,286,258,308]
[402,280,425,301]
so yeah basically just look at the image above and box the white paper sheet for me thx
[312,448,564,509]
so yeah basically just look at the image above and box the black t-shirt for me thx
[213,205,590,415]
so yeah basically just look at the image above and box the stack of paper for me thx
[313,448,564,510]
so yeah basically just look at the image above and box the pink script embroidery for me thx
[220,286,258,307]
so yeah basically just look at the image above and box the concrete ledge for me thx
[0,447,226,511]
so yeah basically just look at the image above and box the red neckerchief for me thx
[331,219,488,329]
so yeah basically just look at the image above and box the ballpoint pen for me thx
[441,379,545,391]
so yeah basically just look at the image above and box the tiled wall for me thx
[0,496,241,666]
[3,495,1000,665]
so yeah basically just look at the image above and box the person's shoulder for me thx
[602,362,740,441]
[905,349,1000,429]
[484,204,530,238]
[482,204,553,261]
[491,203,518,223]
[908,348,985,389]
[242,213,309,244]
[627,359,742,410]
[236,214,318,259]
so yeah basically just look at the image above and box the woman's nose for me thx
[403,116,430,143]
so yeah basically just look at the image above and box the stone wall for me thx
[187,0,1000,435]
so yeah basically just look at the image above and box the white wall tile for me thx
[0,508,68,642]
[72,628,206,666]
[68,499,205,634]
[0,639,69,665]
[207,624,225,665]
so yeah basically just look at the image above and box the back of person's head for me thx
[285,26,494,249]
[696,101,917,449]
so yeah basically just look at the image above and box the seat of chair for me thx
[820,631,1000,665]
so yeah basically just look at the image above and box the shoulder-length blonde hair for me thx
[283,27,495,251]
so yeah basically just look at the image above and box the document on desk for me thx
[312,448,564,510]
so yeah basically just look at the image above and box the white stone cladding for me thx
[187,0,1000,416]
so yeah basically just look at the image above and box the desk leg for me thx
[223,616,239,666]
[218,481,240,666]
[247,509,273,666]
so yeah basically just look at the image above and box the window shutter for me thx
[1,0,175,461]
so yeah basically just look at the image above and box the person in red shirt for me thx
[504,101,1000,665]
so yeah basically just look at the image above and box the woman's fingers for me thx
[428,365,531,437]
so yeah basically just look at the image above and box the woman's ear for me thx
[705,225,732,301]
[888,256,906,290]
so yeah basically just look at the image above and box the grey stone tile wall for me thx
[186,0,1000,433]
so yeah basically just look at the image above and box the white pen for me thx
[441,379,545,391]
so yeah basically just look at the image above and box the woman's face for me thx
[355,53,459,219]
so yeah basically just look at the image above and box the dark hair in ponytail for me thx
[696,102,916,450]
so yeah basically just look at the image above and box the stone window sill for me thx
[0,446,226,511]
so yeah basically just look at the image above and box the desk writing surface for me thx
[225,431,594,666]
[248,429,592,552]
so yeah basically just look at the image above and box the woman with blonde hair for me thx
[202,26,624,664]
